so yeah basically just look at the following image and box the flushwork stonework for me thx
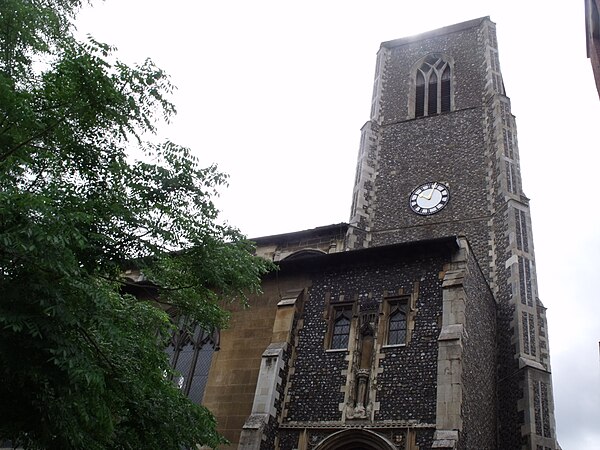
[200,17,559,450]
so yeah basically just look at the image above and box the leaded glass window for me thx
[331,308,352,349]
[165,320,217,404]
[387,303,407,345]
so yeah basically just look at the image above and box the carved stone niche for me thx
[346,310,378,420]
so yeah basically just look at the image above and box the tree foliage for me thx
[0,1,272,448]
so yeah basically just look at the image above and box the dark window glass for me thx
[441,65,451,112]
[167,321,216,404]
[415,85,425,117]
[331,310,351,349]
[428,71,438,116]
[174,339,194,389]
[188,345,214,404]
[388,305,407,345]
[415,71,425,117]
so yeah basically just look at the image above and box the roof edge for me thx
[275,235,461,271]
[381,16,491,49]
[250,223,348,245]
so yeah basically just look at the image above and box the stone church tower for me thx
[182,17,560,450]
[346,16,558,449]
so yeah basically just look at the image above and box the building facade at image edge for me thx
[174,17,560,450]
[586,0,600,97]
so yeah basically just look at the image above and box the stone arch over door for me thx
[313,429,396,450]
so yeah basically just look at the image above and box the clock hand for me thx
[418,183,438,200]
[425,182,437,200]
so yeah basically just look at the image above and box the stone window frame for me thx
[408,53,455,119]
[387,302,408,345]
[379,294,415,348]
[324,301,356,351]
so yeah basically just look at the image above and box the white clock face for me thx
[409,182,450,215]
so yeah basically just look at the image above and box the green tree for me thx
[0,1,272,448]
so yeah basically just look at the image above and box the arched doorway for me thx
[313,429,396,450]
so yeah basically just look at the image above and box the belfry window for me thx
[165,320,218,404]
[415,55,452,117]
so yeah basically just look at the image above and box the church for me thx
[175,17,559,450]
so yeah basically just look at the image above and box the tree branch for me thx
[76,324,117,374]
[0,116,66,163]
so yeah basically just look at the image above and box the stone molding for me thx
[435,242,468,444]
[279,420,435,429]
[432,430,459,449]
[238,413,269,450]
[238,343,287,449]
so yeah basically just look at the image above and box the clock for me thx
[409,181,450,215]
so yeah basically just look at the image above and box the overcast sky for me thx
[77,1,599,448]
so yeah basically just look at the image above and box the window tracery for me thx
[414,54,452,117]
[165,320,218,404]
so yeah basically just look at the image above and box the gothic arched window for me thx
[414,55,452,118]
[165,320,218,404]
[387,303,407,345]
[331,308,352,349]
